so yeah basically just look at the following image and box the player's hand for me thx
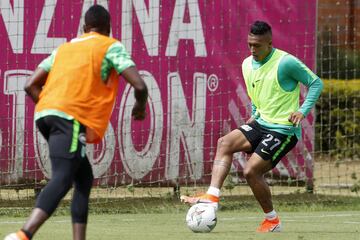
[246,116,256,124]
[288,111,304,127]
[131,101,146,120]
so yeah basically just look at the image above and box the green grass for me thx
[0,211,359,240]
[1,193,360,217]
[0,193,360,239]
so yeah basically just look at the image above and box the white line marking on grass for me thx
[1,213,359,225]
[282,213,360,219]
[0,218,137,225]
[0,221,25,224]
[0,220,71,224]
[221,213,360,222]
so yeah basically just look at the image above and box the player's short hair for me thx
[250,21,272,36]
[85,5,110,31]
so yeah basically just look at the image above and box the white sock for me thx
[265,210,277,220]
[206,186,220,197]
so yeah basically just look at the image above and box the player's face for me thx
[247,33,272,62]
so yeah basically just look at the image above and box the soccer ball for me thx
[185,203,217,233]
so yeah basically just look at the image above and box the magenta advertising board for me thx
[0,0,316,187]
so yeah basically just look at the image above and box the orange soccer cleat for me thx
[180,193,219,210]
[256,216,282,232]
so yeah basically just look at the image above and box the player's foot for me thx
[180,193,219,210]
[256,216,282,232]
[4,231,29,240]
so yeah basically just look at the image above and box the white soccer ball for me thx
[185,203,217,233]
[4,233,20,240]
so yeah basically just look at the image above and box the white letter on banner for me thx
[3,70,33,180]
[165,72,207,180]
[121,0,159,56]
[0,0,24,53]
[77,0,110,36]
[34,123,50,178]
[166,0,206,57]
[31,0,66,54]
[86,124,115,178]
[118,70,163,179]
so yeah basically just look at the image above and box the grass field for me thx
[0,211,359,240]
[1,190,359,239]
[1,193,360,239]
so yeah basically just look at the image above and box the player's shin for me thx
[210,159,232,189]
[72,223,87,240]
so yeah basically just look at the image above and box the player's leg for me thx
[8,118,51,239]
[5,117,81,240]
[243,152,281,232]
[246,131,298,232]
[71,154,94,240]
[210,129,253,188]
[243,152,273,213]
[245,153,283,233]
[58,121,93,240]
[181,127,255,207]
[24,157,76,230]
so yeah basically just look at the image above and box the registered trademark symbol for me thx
[207,74,218,92]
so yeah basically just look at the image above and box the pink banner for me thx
[0,0,316,186]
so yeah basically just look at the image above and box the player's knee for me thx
[76,171,94,191]
[243,166,256,180]
[216,137,233,154]
[83,175,94,193]
[71,195,89,223]
[84,172,94,189]
[72,206,88,224]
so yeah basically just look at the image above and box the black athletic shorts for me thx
[36,116,87,160]
[238,120,298,168]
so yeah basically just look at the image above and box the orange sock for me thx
[16,230,30,240]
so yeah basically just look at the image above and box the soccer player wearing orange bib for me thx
[181,21,323,232]
[5,5,148,240]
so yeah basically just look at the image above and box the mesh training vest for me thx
[241,49,300,125]
[35,32,119,143]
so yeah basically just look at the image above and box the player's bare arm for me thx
[24,68,48,104]
[121,66,148,120]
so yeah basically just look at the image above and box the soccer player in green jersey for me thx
[181,20,323,232]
